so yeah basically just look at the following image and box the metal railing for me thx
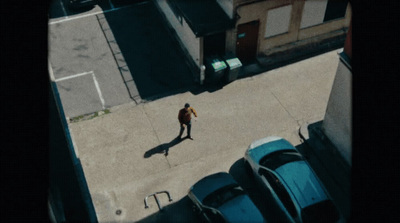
[144,191,173,211]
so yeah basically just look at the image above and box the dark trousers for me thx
[179,121,191,137]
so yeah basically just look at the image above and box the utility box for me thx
[204,56,227,84]
[224,57,242,83]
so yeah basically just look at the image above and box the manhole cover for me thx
[116,209,122,215]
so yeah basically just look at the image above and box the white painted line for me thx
[53,70,106,110]
[91,72,106,110]
[49,4,132,25]
[59,0,69,19]
[49,11,103,25]
[48,60,56,82]
[55,71,93,82]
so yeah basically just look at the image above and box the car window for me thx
[301,200,340,223]
[203,185,245,208]
[260,149,303,170]
[261,169,297,218]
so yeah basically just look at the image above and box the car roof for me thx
[218,194,265,222]
[190,172,238,202]
[275,161,328,208]
[248,137,297,164]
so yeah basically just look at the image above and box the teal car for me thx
[188,172,266,223]
[244,136,340,223]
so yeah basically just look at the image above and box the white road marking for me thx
[91,72,106,110]
[49,4,134,25]
[54,70,106,110]
[55,71,93,82]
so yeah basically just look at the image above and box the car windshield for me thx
[301,200,340,223]
[260,149,303,170]
[203,185,245,208]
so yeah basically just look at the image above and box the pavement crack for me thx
[270,91,297,122]
[142,106,172,168]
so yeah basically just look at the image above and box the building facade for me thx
[322,18,352,165]
[155,0,351,80]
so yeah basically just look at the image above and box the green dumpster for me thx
[224,57,242,83]
[204,56,227,84]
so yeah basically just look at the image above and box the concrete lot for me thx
[49,1,195,118]
[68,49,342,222]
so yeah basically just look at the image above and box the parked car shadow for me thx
[144,137,186,158]
[136,196,200,223]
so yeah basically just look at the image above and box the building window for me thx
[264,5,292,38]
[300,0,348,29]
[300,0,328,29]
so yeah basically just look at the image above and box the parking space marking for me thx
[55,71,93,82]
[54,71,106,110]
[49,3,145,25]
[91,72,106,110]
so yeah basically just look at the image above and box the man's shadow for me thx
[144,137,187,158]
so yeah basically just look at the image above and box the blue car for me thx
[188,172,266,223]
[244,136,340,223]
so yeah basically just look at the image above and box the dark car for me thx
[188,172,266,223]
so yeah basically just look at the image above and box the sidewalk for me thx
[68,49,344,222]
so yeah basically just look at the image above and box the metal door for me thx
[236,21,259,63]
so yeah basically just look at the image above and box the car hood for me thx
[190,172,237,202]
[247,137,296,164]
[276,161,328,208]
[219,195,265,223]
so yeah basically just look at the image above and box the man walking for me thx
[178,103,197,140]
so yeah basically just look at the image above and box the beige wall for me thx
[154,0,202,68]
[229,0,351,57]
[298,4,351,41]
[155,0,351,69]
[217,0,234,19]
[322,58,352,165]
[300,0,328,29]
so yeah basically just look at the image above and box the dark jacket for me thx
[178,107,197,124]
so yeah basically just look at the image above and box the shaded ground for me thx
[136,196,201,223]
[49,82,97,222]
[103,1,196,99]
